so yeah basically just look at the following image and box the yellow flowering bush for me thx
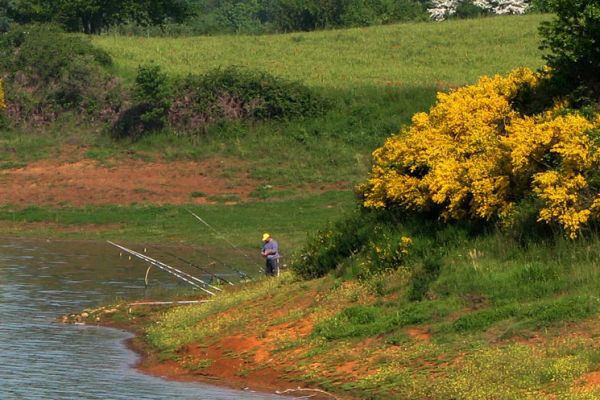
[0,79,5,111]
[362,68,600,238]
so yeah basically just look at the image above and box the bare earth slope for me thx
[0,151,260,206]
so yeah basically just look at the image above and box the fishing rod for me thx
[188,244,252,281]
[108,241,219,296]
[109,241,207,293]
[128,245,223,293]
[120,243,222,294]
[149,245,234,286]
[186,209,263,273]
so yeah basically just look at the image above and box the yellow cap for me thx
[262,233,270,241]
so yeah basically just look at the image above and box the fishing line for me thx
[149,245,235,286]
[186,209,263,273]
[189,245,252,280]
[108,241,218,295]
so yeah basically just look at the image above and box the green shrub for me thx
[112,64,171,139]
[408,256,443,301]
[0,24,122,125]
[452,0,486,19]
[168,66,329,134]
[355,228,413,279]
[539,0,600,102]
[290,209,376,279]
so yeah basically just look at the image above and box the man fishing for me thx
[261,233,279,277]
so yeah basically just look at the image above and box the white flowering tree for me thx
[473,0,530,14]
[428,0,529,21]
[428,0,462,21]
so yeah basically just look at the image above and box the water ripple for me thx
[0,239,287,400]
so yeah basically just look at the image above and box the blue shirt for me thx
[261,239,279,259]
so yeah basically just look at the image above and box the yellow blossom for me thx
[361,67,600,238]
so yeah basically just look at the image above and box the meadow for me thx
[93,14,546,88]
[15,12,600,399]
[1,15,548,207]
[0,191,353,250]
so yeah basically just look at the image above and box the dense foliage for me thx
[539,0,600,102]
[361,68,600,238]
[113,65,329,138]
[2,0,430,36]
[0,0,191,33]
[111,64,171,139]
[118,0,430,35]
[1,0,554,35]
[291,209,414,279]
[0,79,5,111]
[0,24,123,125]
[169,66,329,133]
[258,0,427,32]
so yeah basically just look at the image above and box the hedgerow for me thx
[112,65,329,139]
[0,24,123,125]
[361,67,600,239]
[168,66,329,134]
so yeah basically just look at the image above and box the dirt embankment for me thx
[0,153,260,206]
[65,296,350,400]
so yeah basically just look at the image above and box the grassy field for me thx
[0,191,354,250]
[94,14,547,88]
[28,13,600,399]
[2,15,548,195]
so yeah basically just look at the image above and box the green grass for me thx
[94,15,547,88]
[136,232,600,399]
[0,129,56,161]
[0,190,354,250]
[36,14,600,399]
[3,16,548,191]
[0,161,27,169]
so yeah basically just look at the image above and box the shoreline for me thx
[73,309,345,400]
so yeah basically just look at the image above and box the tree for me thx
[539,0,600,101]
[5,0,193,33]
[427,0,528,21]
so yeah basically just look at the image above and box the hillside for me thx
[1,16,547,247]
[94,15,546,87]
[46,11,600,400]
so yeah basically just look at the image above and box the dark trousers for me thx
[265,257,279,276]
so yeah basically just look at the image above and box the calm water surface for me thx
[0,239,285,399]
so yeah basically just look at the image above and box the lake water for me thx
[0,239,285,399]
